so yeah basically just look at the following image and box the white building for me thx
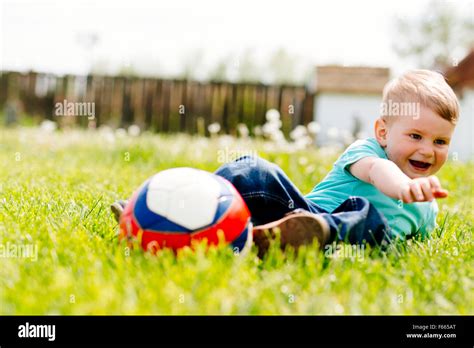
[312,66,390,148]
[445,50,474,162]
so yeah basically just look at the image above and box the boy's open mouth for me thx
[409,159,432,171]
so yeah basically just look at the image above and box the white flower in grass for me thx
[307,121,321,134]
[262,122,279,136]
[294,136,313,150]
[208,122,221,135]
[196,137,210,148]
[104,132,115,144]
[99,125,112,133]
[290,125,308,140]
[218,135,234,147]
[298,156,309,166]
[115,128,127,138]
[237,123,249,138]
[98,125,115,143]
[265,109,280,122]
[271,130,287,144]
[128,124,140,137]
[304,164,316,175]
[39,120,57,133]
[253,125,263,137]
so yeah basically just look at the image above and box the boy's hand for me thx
[399,175,449,203]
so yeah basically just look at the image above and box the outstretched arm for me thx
[349,157,448,203]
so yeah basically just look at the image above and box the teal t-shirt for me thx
[305,137,438,240]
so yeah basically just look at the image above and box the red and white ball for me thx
[119,168,252,253]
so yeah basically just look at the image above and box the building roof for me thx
[314,66,390,94]
[444,49,474,92]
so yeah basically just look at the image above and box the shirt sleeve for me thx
[335,138,387,177]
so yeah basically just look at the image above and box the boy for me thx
[112,70,459,257]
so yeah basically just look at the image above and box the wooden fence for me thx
[0,71,315,136]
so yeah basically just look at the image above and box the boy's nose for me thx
[418,144,435,159]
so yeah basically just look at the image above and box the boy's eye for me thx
[434,139,447,145]
[409,134,421,140]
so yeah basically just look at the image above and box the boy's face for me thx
[375,105,456,179]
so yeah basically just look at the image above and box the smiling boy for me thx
[216,69,459,256]
[303,70,458,243]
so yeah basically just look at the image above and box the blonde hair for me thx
[382,69,459,124]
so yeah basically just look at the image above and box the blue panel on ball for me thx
[133,181,192,233]
[211,195,232,225]
[230,220,251,252]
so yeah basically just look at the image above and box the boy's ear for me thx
[375,118,388,147]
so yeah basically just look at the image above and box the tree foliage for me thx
[393,0,474,69]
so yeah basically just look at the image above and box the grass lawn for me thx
[0,127,472,314]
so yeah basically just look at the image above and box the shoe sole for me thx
[110,202,124,223]
[252,213,330,258]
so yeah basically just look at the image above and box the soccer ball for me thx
[119,167,252,253]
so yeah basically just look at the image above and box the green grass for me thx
[0,127,472,315]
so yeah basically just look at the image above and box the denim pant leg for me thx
[215,155,325,226]
[318,197,391,246]
[215,155,391,246]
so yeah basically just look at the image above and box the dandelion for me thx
[304,164,316,175]
[253,125,263,137]
[208,122,221,135]
[271,130,287,145]
[237,123,249,138]
[39,120,57,133]
[128,124,140,137]
[307,121,321,135]
[265,109,280,122]
[218,135,234,147]
[98,125,115,143]
[104,133,115,144]
[298,156,309,166]
[293,136,313,150]
[290,125,308,140]
[262,122,279,136]
[115,128,127,138]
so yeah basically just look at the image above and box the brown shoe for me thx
[110,200,128,223]
[252,209,330,258]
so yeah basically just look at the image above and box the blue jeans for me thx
[215,156,391,246]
